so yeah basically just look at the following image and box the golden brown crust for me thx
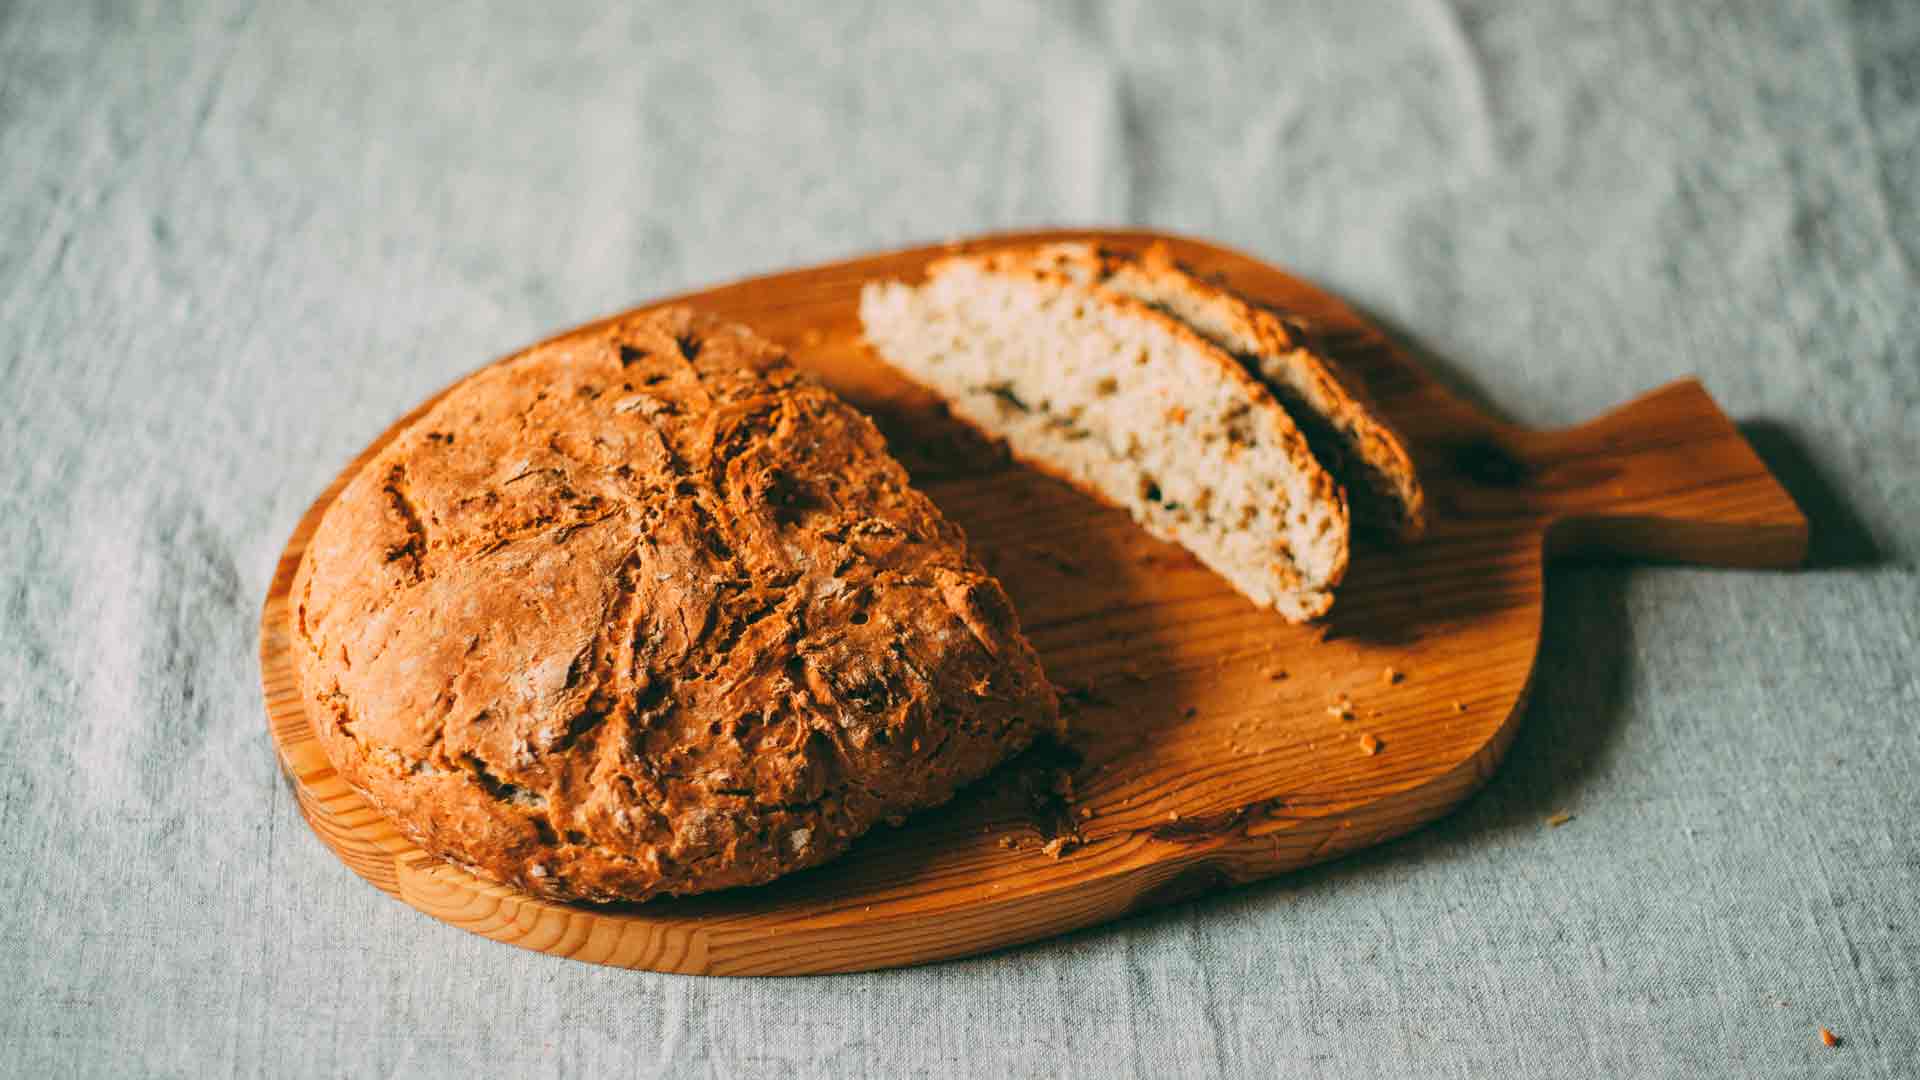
[1020,243,1426,539]
[291,307,1057,902]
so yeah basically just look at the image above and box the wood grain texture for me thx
[259,229,1808,975]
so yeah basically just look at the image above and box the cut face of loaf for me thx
[1022,243,1427,538]
[860,256,1349,621]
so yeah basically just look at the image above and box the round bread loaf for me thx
[291,307,1057,902]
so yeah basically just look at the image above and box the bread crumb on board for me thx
[1358,733,1382,756]
[1381,666,1403,685]
[1820,1027,1840,1048]
[1265,668,1289,681]
[1327,695,1355,721]
[1545,810,1574,828]
[1452,701,1468,713]
[1041,836,1078,860]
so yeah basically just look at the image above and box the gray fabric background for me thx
[3,1,1916,1076]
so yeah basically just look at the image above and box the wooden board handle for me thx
[1494,379,1809,567]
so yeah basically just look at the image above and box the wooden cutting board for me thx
[259,229,1807,975]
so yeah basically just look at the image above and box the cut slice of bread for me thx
[1020,243,1427,539]
[860,253,1349,621]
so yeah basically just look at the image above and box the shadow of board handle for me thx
[1447,378,1810,569]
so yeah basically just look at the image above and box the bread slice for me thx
[860,253,1349,621]
[1021,243,1427,538]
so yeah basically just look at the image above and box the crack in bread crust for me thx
[291,307,1057,902]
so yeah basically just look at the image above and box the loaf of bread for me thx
[1020,243,1426,538]
[860,252,1351,621]
[291,307,1058,902]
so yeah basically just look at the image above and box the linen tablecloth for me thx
[3,1,1915,1075]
